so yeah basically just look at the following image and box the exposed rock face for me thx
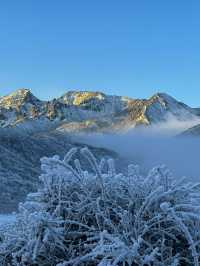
[0,89,44,127]
[0,89,199,132]
[0,89,40,109]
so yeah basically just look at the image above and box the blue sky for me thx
[0,1,200,106]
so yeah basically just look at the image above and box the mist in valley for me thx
[77,117,200,180]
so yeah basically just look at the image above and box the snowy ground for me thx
[0,214,16,226]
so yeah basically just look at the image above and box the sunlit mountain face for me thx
[0,89,200,133]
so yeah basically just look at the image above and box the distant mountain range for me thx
[0,88,200,133]
[0,88,200,212]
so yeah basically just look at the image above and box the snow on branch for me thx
[0,147,200,265]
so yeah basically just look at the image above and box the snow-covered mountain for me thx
[0,89,199,132]
[0,88,200,212]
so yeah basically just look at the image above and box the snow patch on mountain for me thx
[0,89,199,133]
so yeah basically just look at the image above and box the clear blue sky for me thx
[0,1,200,106]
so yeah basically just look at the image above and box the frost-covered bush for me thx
[1,147,200,265]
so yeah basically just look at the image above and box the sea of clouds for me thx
[77,115,200,180]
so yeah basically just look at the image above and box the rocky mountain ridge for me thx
[0,89,199,132]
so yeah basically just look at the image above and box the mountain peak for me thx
[0,89,198,130]
[149,92,186,109]
[0,88,41,109]
[4,88,33,100]
[8,88,33,99]
[151,92,175,100]
[14,88,31,95]
[59,90,106,105]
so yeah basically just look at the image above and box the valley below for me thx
[0,89,200,213]
[0,89,200,265]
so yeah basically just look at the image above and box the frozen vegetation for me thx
[0,147,200,265]
[0,215,16,226]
